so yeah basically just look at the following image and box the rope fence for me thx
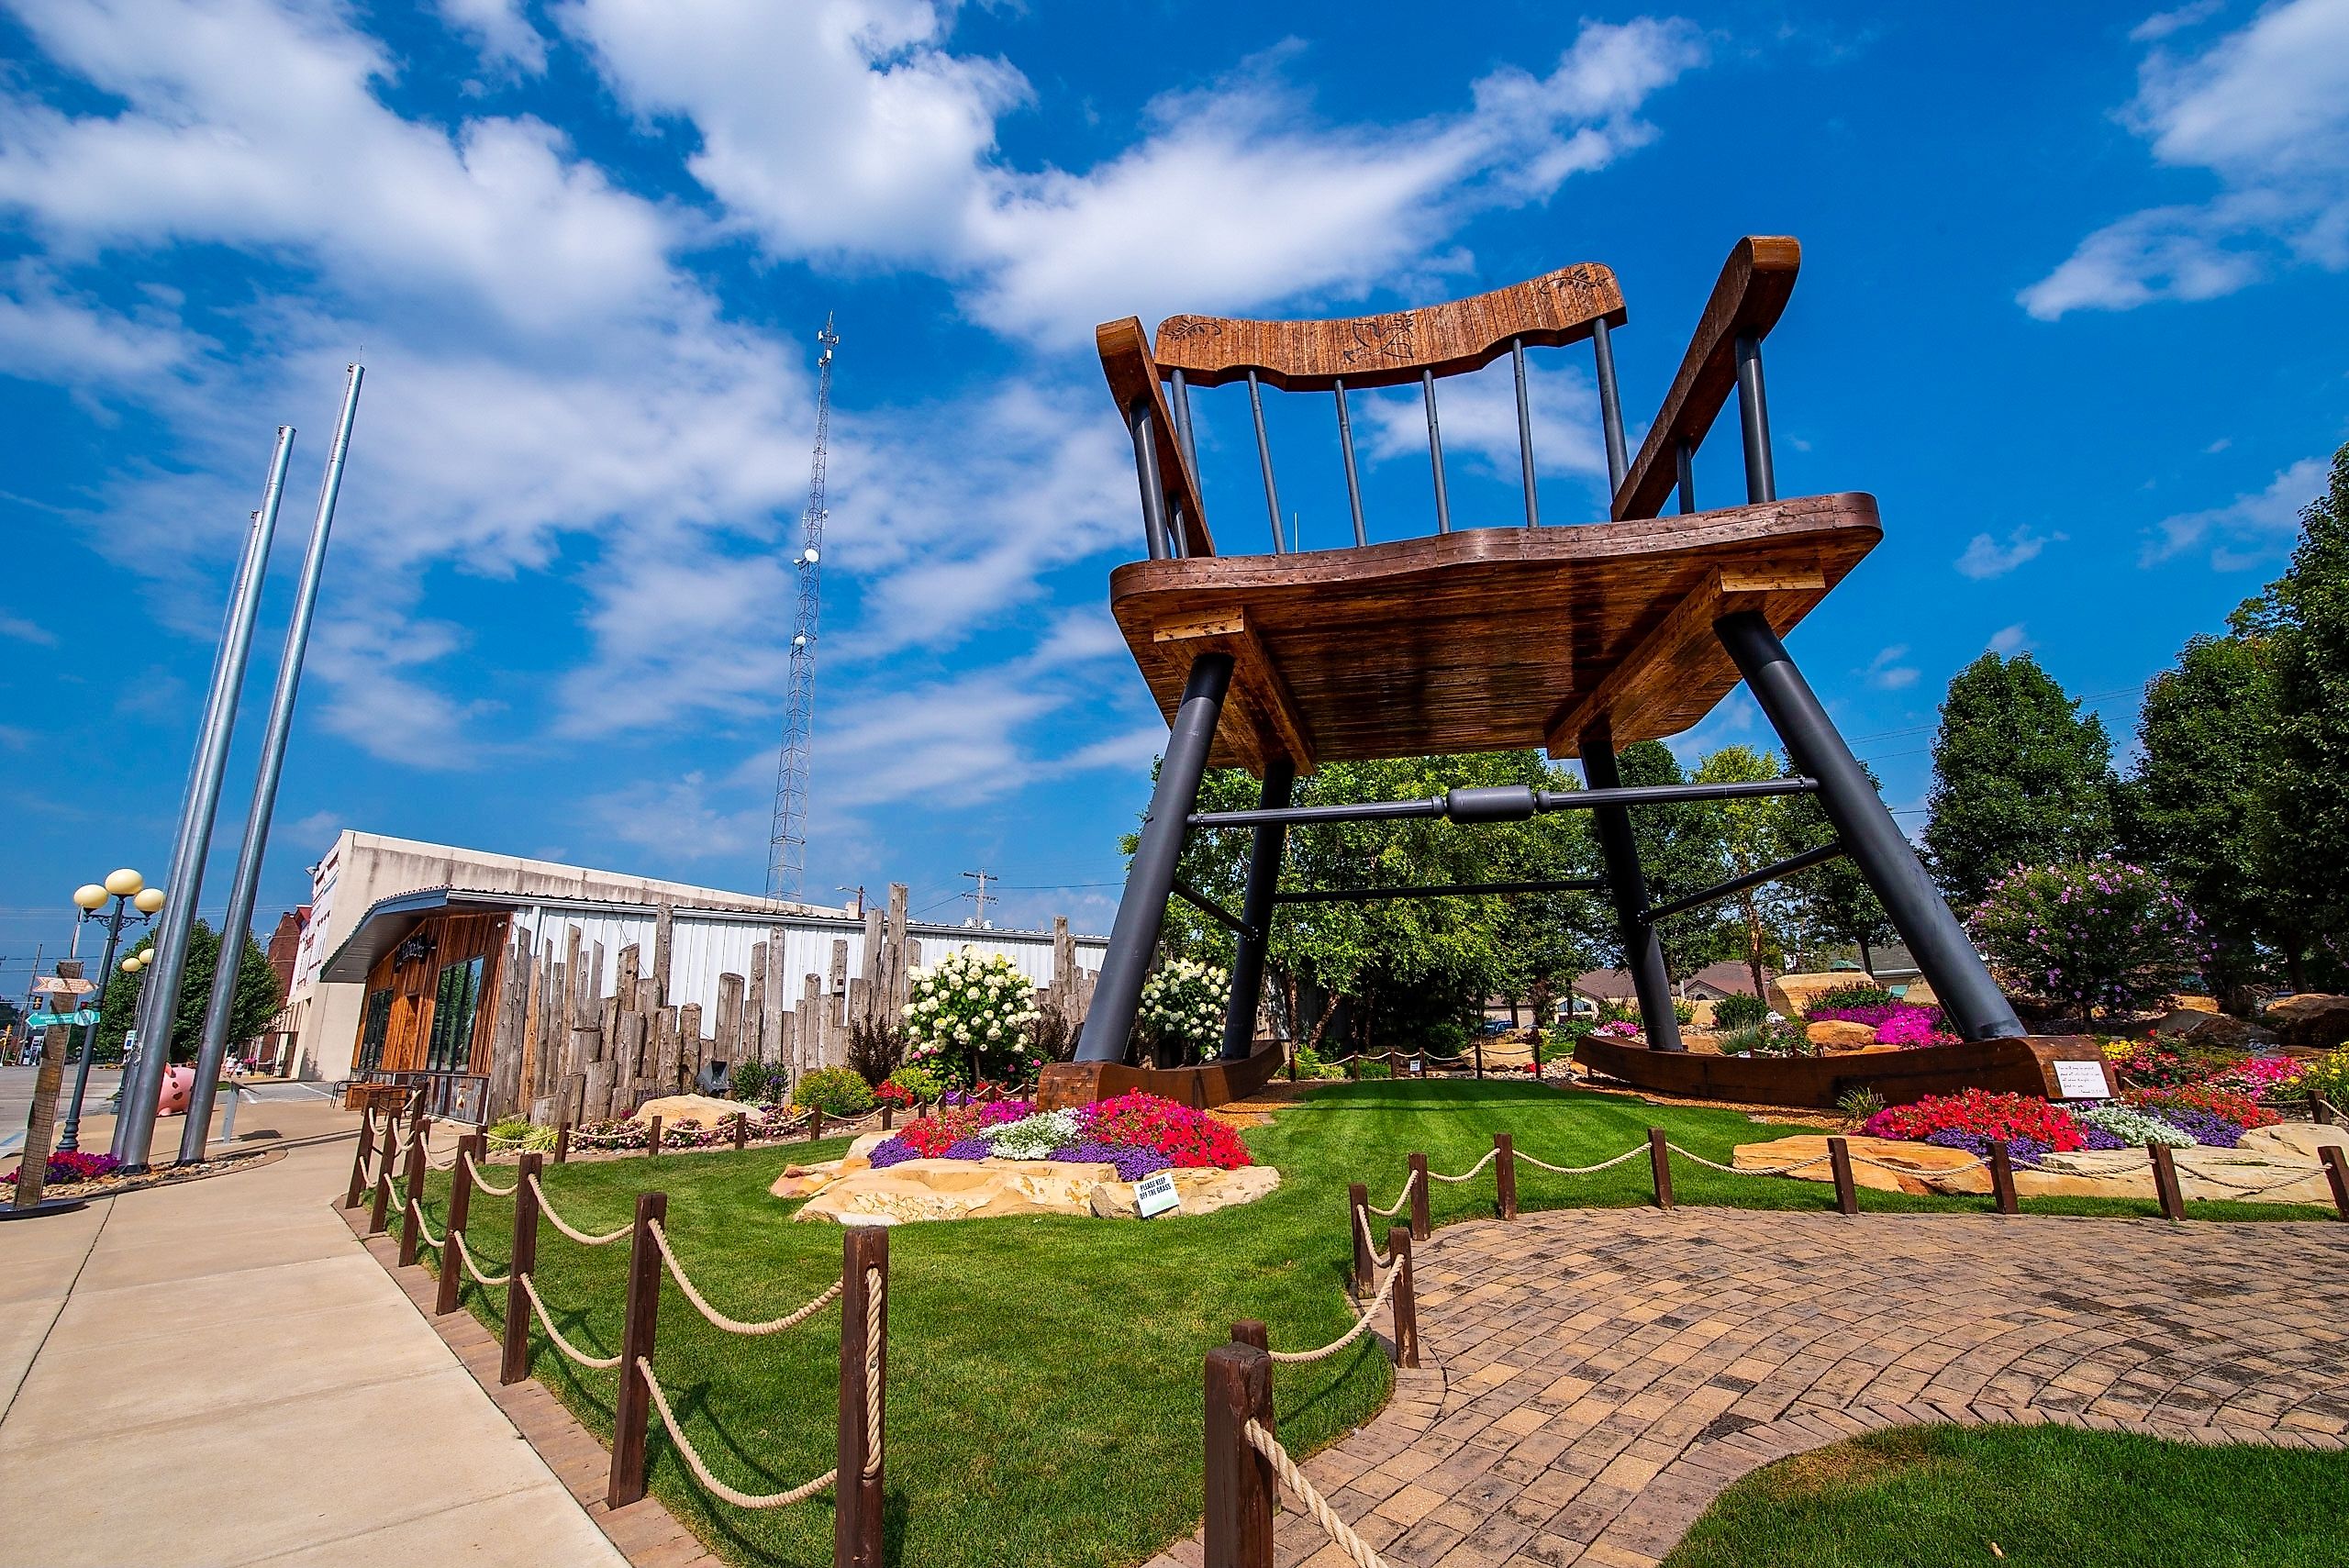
[358,1133,890,1562]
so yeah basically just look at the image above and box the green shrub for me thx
[1713,993,1770,1030]
[1801,984,1899,1019]
[1835,1087,1886,1124]
[794,1065,874,1117]
[887,1063,943,1104]
[1291,1044,1336,1079]
[486,1117,557,1151]
[729,1058,784,1105]
[1356,1056,1392,1081]
[1722,1020,1816,1058]
[1551,1017,1597,1044]
[1672,997,1698,1026]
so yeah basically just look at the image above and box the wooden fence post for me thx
[554,1123,572,1164]
[2150,1141,2187,1221]
[367,1118,398,1234]
[837,1227,888,1568]
[1345,1054,1358,1082]
[436,1134,479,1316]
[647,1115,662,1158]
[1827,1135,1859,1217]
[1475,1037,1484,1079]
[502,1151,543,1385]
[1988,1140,2019,1216]
[810,1106,826,1142]
[1348,1182,1372,1295]
[1389,1225,1419,1368]
[344,1104,375,1208]
[1230,1318,1268,1352]
[734,1112,750,1150]
[1495,1132,1518,1220]
[2321,1146,2349,1221]
[1202,1341,1275,1568]
[608,1190,667,1508]
[398,1120,432,1266]
[880,1104,894,1131]
[2312,1091,2333,1127]
[1647,1128,1673,1210]
[1407,1152,1431,1240]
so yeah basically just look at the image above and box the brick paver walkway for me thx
[1151,1208,2349,1568]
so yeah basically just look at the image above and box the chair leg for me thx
[1579,721,1686,1052]
[1219,759,1294,1061]
[1713,609,2025,1040]
[1075,652,1237,1064]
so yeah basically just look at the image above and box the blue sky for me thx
[3,0,2346,985]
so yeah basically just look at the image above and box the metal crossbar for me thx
[1190,778,1819,831]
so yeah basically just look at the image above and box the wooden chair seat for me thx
[1109,492,1877,772]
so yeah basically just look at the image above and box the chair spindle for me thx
[1422,370,1451,534]
[1675,439,1697,515]
[1592,317,1630,493]
[1333,379,1367,547]
[1733,333,1776,505]
[1245,370,1285,554]
[1511,338,1538,528]
[1128,400,1174,560]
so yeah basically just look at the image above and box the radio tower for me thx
[767,314,840,901]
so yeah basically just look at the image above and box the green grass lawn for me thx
[415,1079,2327,1568]
[1663,1423,2349,1568]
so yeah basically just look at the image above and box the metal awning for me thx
[317,887,525,984]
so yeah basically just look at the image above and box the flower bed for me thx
[570,1105,797,1152]
[1805,999,1958,1048]
[863,1090,1252,1177]
[1860,1078,2280,1161]
[2,1149,121,1185]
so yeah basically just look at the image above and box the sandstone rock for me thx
[1901,979,1938,1008]
[2150,1008,2261,1049]
[794,1158,1121,1226]
[769,1159,845,1199]
[2171,994,2221,1015]
[1087,1164,1282,1218]
[2265,994,2349,1050]
[1768,972,1872,1018]
[1731,1135,1987,1195]
[629,1094,748,1129]
[2239,1122,2349,1162]
[1805,1020,1879,1052]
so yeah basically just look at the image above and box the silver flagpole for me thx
[179,366,363,1162]
[113,427,295,1171]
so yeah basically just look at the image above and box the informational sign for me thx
[2053,1060,2112,1100]
[1408,1056,1424,1076]
[1134,1170,1183,1218]
[27,1009,97,1029]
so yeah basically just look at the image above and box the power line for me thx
[960,869,996,928]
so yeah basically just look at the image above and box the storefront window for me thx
[426,955,484,1073]
[358,988,392,1073]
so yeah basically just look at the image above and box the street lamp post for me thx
[61,871,164,1155]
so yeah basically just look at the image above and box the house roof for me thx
[1572,961,1767,1000]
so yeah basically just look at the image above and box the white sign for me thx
[1134,1171,1182,1218]
[1408,1056,1424,1077]
[2053,1059,2112,1100]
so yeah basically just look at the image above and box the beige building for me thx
[283,830,841,1083]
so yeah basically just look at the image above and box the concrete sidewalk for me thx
[0,1139,628,1567]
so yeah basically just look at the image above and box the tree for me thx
[2257,440,2349,988]
[1969,859,2206,1029]
[1615,740,1734,984]
[1783,770,1896,975]
[2122,624,2279,1005]
[98,921,283,1064]
[1688,745,1804,1000]
[1923,652,2117,907]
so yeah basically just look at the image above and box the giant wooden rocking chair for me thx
[1066,238,2023,1084]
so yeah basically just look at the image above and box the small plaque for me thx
[1408,1057,1424,1076]
[1134,1171,1182,1218]
[2053,1059,2111,1100]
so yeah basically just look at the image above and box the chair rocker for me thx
[1066,237,2023,1087]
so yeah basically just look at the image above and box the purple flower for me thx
[1050,1141,1174,1181]
[867,1137,923,1168]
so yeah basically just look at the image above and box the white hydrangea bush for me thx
[1139,956,1230,1063]
[902,946,1043,1087]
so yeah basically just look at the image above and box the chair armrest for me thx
[1612,237,1801,521]
[1097,317,1216,555]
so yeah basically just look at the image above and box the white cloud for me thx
[567,3,1707,344]
[0,611,59,647]
[2023,0,2349,317]
[2142,455,2326,567]
[1987,623,2030,656]
[1864,645,1919,690]
[1954,524,2061,579]
[438,0,551,73]
[2131,1,2223,42]
[585,770,769,862]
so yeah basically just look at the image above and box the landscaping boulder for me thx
[2150,1008,2263,1049]
[1731,1135,1986,1195]
[2265,995,2349,1050]
[629,1093,744,1129]
[1804,1020,1879,1052]
[1086,1164,1281,1218]
[766,1133,893,1200]
[793,1158,1121,1225]
[1768,972,1870,1018]
[2169,994,2221,1015]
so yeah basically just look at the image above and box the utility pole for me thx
[960,870,995,929]
[766,314,841,903]
[834,885,866,919]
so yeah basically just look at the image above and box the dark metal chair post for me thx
[1675,439,1696,514]
[1713,610,2024,1041]
[1244,371,1284,554]
[1220,759,1295,1060]
[1077,653,1237,1063]
[1578,721,1684,1051]
[1591,317,1630,494]
[1127,399,1174,561]
[1421,369,1451,533]
[1332,380,1367,546]
[1732,333,1776,504]
[1511,338,1539,528]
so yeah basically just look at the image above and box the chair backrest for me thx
[1097,238,1802,561]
